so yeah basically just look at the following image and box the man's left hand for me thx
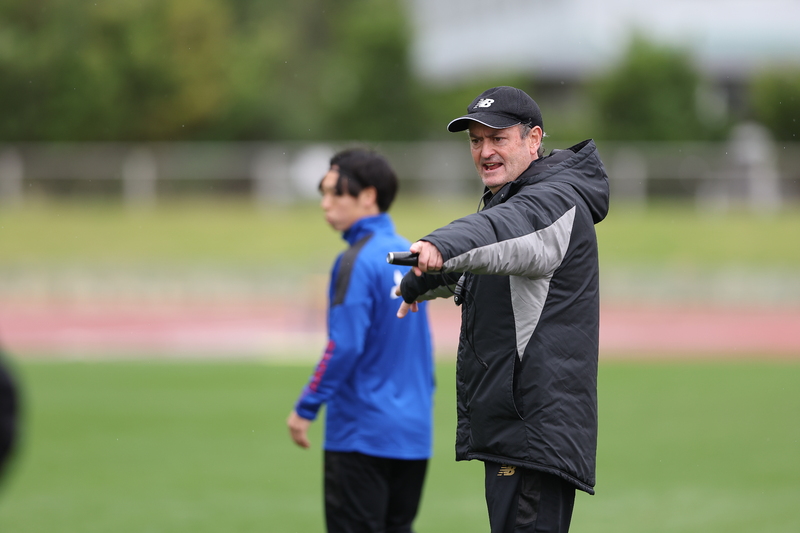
[395,296,418,318]
[287,410,312,449]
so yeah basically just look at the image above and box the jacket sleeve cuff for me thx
[294,396,321,421]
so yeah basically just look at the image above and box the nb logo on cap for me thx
[474,98,494,109]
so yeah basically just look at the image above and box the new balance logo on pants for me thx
[497,465,516,476]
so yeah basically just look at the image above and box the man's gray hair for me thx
[519,123,546,158]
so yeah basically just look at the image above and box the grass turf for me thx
[0,359,797,532]
[2,199,800,271]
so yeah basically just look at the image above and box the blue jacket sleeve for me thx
[294,259,373,421]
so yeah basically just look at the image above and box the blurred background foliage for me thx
[1,0,797,144]
[749,69,800,142]
[590,36,730,142]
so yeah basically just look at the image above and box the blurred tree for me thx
[220,0,424,141]
[0,0,232,141]
[589,35,728,141]
[749,69,800,142]
[318,0,421,140]
[0,0,427,142]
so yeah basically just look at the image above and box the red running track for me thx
[1,299,798,359]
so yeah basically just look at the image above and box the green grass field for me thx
[0,359,798,533]
[1,200,798,530]
[2,198,800,271]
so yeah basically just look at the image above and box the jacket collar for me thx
[342,213,393,246]
[484,139,596,209]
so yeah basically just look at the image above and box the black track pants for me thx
[324,450,428,533]
[484,462,576,533]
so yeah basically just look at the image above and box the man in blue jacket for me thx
[287,148,435,533]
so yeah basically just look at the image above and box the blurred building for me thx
[408,0,800,83]
[407,0,800,123]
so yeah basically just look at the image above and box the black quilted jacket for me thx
[405,139,609,494]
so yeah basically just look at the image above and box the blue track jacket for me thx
[295,214,434,460]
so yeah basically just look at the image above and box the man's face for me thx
[468,123,541,194]
[319,168,373,232]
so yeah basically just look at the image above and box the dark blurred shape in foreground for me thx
[0,346,19,486]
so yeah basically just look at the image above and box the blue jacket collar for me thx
[342,213,393,246]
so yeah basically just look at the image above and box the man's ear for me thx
[529,126,543,157]
[358,186,378,208]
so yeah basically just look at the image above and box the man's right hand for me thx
[410,240,443,276]
[395,240,442,318]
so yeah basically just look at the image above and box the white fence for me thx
[1,124,798,210]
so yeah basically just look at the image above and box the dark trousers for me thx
[324,450,428,533]
[484,462,576,533]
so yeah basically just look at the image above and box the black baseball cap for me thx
[447,86,543,133]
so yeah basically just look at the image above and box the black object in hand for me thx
[386,252,419,266]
